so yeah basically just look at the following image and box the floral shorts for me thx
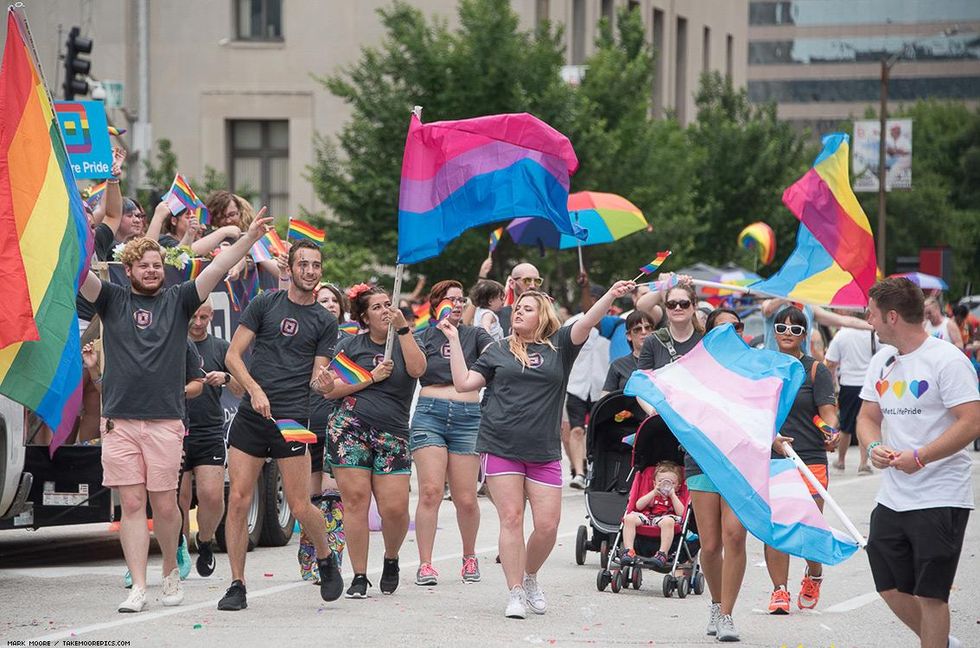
[326,399,411,475]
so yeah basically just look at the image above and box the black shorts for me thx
[310,432,325,474]
[867,504,970,602]
[182,434,226,471]
[837,385,862,434]
[565,393,592,430]
[228,406,308,461]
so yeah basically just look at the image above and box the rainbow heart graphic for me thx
[875,380,889,397]
[892,381,907,398]
[909,380,929,398]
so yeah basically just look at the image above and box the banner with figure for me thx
[852,119,912,192]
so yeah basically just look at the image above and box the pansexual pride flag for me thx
[329,351,373,385]
[397,112,583,264]
[275,419,317,444]
[0,7,93,455]
[287,218,325,244]
[626,325,860,565]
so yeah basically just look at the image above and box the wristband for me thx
[866,440,882,461]
[913,448,925,469]
[105,177,120,184]
[93,374,104,385]
[396,326,411,336]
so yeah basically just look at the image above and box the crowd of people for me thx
[63,155,978,647]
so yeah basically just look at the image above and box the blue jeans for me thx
[409,397,480,455]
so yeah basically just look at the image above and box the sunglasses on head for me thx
[665,299,692,310]
[774,323,806,336]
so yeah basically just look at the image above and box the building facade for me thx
[747,0,980,133]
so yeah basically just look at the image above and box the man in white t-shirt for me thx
[857,278,980,648]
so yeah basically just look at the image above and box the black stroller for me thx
[595,414,705,598]
[574,391,646,569]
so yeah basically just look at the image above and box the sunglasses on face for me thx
[730,322,745,333]
[665,299,692,310]
[774,323,806,336]
[516,276,544,287]
[630,324,654,334]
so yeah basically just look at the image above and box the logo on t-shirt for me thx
[527,352,544,368]
[373,353,385,367]
[133,309,152,330]
[280,318,299,337]
[440,343,451,359]
[875,379,929,399]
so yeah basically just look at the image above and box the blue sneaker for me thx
[177,535,192,580]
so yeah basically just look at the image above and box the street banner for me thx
[852,119,912,192]
[54,100,113,179]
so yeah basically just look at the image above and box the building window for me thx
[675,16,688,123]
[652,8,665,117]
[602,0,615,24]
[703,26,711,72]
[572,0,586,64]
[748,0,980,27]
[535,0,548,25]
[726,34,734,80]
[748,33,980,66]
[229,120,289,218]
[747,76,980,103]
[236,0,283,41]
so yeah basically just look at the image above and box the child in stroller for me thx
[620,460,684,571]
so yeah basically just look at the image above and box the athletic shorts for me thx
[310,432,325,474]
[802,463,829,497]
[565,393,592,430]
[686,473,718,493]
[481,453,562,488]
[837,385,863,435]
[326,398,411,475]
[409,396,480,454]
[227,406,308,461]
[183,434,226,471]
[867,504,970,602]
[101,418,184,492]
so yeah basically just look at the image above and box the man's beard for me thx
[130,276,160,295]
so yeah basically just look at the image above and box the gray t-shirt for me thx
[237,290,338,419]
[310,330,353,437]
[603,353,638,393]
[187,334,230,438]
[94,223,116,262]
[471,326,584,463]
[95,280,203,420]
[416,325,493,387]
[183,340,206,428]
[334,333,418,437]
[498,305,513,337]
[774,355,837,466]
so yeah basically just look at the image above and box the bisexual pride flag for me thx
[397,112,584,264]
[626,325,860,566]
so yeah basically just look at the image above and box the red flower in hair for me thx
[346,283,372,301]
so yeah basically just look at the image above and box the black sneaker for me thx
[380,556,400,595]
[196,533,216,578]
[217,580,247,611]
[318,554,344,602]
[345,574,371,599]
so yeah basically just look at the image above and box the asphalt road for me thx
[2,446,978,648]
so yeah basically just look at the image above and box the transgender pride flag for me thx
[625,325,860,566]
[397,112,585,264]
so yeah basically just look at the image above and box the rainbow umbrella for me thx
[889,272,949,291]
[506,191,648,250]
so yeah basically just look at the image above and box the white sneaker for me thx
[948,636,962,648]
[716,614,740,642]
[118,585,146,613]
[706,602,721,635]
[161,567,184,607]
[523,573,546,614]
[505,586,527,619]
[569,474,586,489]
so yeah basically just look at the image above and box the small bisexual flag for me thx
[338,321,360,335]
[329,351,373,385]
[435,298,454,322]
[812,414,839,443]
[489,227,504,254]
[275,419,317,444]
[288,218,325,244]
[638,250,672,276]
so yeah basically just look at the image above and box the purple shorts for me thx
[481,453,562,488]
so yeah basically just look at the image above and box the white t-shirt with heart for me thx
[860,335,979,512]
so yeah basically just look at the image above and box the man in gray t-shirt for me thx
[78,211,273,612]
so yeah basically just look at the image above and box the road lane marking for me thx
[824,591,881,613]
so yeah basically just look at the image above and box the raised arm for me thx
[79,269,103,303]
[813,305,873,331]
[190,225,241,256]
[195,209,272,302]
[437,319,487,392]
[570,280,635,346]
[144,200,171,242]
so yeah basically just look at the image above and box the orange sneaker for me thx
[768,587,791,615]
[798,574,822,609]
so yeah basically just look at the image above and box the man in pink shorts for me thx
[79,210,272,613]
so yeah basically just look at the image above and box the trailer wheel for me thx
[258,461,294,547]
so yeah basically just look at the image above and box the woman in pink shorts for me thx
[440,281,635,619]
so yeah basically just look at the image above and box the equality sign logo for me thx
[54,101,112,179]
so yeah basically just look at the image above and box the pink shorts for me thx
[101,418,185,492]
[481,453,562,488]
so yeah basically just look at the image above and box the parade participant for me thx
[471,279,506,342]
[442,281,634,619]
[181,299,243,578]
[148,203,241,255]
[765,306,839,615]
[77,209,271,613]
[94,197,143,262]
[498,262,543,337]
[220,239,342,610]
[326,284,426,599]
[952,304,977,350]
[760,298,871,353]
[205,190,245,231]
[923,297,964,349]
[602,311,655,394]
[637,281,703,375]
[412,281,492,586]
[619,461,685,570]
[858,278,979,648]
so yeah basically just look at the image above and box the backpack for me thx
[653,328,681,364]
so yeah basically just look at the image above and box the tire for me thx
[631,566,643,590]
[596,570,610,592]
[610,569,623,593]
[678,576,690,599]
[662,575,673,598]
[258,461,295,547]
[575,525,588,566]
[599,540,609,569]
[693,571,705,595]
[214,480,263,553]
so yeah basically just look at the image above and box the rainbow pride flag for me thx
[249,230,288,263]
[637,250,672,275]
[275,419,317,444]
[0,7,93,456]
[626,325,859,565]
[329,351,373,385]
[183,257,208,280]
[397,112,583,264]
[435,298,454,322]
[287,218,325,244]
[488,226,504,254]
[338,321,360,335]
[84,181,106,207]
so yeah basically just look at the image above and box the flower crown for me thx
[346,283,373,301]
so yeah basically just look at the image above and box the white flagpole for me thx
[781,442,868,548]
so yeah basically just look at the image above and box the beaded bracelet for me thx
[866,440,882,461]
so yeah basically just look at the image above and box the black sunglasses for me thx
[665,299,692,310]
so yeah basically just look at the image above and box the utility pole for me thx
[877,58,889,272]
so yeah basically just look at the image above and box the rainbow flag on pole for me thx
[626,325,860,565]
[275,419,317,444]
[329,351,373,385]
[397,112,583,264]
[165,173,209,225]
[84,181,106,208]
[249,229,288,263]
[488,226,504,254]
[287,218,325,244]
[637,250,672,275]
[0,7,93,456]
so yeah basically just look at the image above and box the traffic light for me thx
[62,26,92,100]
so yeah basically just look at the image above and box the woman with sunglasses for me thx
[765,306,839,616]
[411,281,494,587]
[637,281,703,372]
[441,281,634,619]
[602,310,656,394]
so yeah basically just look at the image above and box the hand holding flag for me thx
[329,351,374,385]
[275,419,317,444]
[435,299,454,322]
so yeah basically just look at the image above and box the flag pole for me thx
[576,242,585,275]
[781,442,868,548]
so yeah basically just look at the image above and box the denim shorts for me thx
[409,396,481,455]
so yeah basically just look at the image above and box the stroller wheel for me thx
[677,576,690,599]
[631,566,643,590]
[693,571,705,595]
[596,569,611,592]
[575,526,588,566]
[662,574,674,598]
[610,569,623,593]
[599,540,610,569]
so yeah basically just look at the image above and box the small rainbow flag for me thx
[329,351,373,385]
[435,298,454,321]
[250,230,288,263]
[225,279,240,312]
[84,181,106,207]
[489,226,504,254]
[287,218,325,244]
[338,321,360,335]
[812,414,839,443]
[637,250,672,276]
[184,257,208,280]
[275,419,317,444]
